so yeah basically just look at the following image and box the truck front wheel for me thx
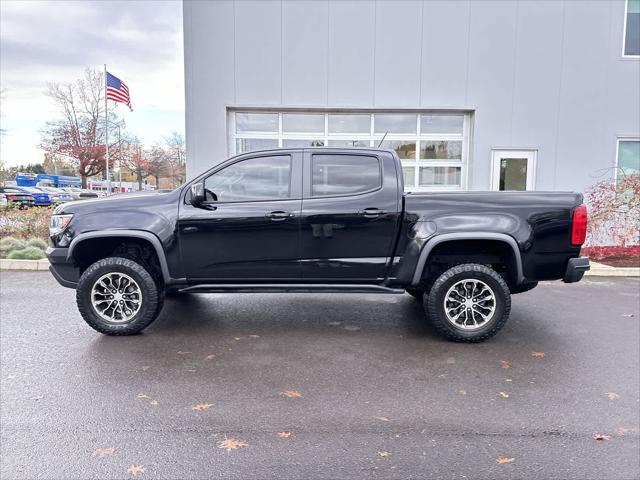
[76,257,162,335]
[426,263,511,342]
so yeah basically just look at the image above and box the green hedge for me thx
[7,246,46,260]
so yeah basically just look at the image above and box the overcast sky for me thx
[0,0,185,167]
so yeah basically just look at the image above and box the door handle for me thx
[358,208,387,218]
[266,211,293,221]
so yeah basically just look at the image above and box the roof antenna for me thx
[377,131,388,148]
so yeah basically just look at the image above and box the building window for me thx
[229,110,470,191]
[623,0,640,56]
[617,138,640,181]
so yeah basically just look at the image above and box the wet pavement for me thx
[1,271,639,479]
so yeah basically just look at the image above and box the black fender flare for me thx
[67,230,172,284]
[410,232,525,286]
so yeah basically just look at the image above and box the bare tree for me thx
[40,68,125,187]
[0,159,19,186]
[146,145,167,188]
[163,131,186,187]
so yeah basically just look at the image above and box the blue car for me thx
[18,187,51,206]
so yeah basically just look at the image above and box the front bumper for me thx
[46,246,79,288]
[563,256,590,283]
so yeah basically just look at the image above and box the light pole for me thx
[106,120,123,194]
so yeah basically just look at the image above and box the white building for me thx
[183,0,640,194]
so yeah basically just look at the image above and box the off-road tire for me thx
[426,263,511,343]
[405,287,425,302]
[76,257,162,335]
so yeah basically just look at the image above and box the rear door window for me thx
[311,154,381,197]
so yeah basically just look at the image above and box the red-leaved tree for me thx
[585,173,640,249]
[41,68,124,187]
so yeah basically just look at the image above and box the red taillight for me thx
[571,204,588,246]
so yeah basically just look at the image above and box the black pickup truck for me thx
[46,148,589,342]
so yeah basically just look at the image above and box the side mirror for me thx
[190,182,205,207]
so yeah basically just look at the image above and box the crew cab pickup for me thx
[46,148,589,342]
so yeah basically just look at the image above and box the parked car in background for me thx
[38,186,74,204]
[0,187,35,208]
[61,187,99,200]
[17,187,52,206]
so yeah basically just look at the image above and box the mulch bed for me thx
[595,256,640,268]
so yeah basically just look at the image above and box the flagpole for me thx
[104,63,110,196]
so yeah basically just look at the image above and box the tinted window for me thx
[311,154,381,196]
[204,155,291,202]
[625,0,640,56]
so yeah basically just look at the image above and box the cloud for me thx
[0,0,184,166]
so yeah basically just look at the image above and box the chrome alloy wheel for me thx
[443,279,496,330]
[91,272,143,323]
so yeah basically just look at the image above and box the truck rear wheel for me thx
[426,263,511,342]
[76,257,162,335]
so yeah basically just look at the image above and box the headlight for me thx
[49,214,73,236]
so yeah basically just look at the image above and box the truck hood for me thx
[53,189,178,215]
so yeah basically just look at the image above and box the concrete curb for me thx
[1,258,639,277]
[0,258,51,271]
[586,261,640,277]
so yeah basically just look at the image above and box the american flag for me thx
[106,71,132,111]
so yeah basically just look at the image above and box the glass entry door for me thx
[491,149,537,191]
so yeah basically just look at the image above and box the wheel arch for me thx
[411,232,524,287]
[68,230,171,283]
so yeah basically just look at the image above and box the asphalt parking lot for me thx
[1,271,639,480]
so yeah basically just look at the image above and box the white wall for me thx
[184,0,640,193]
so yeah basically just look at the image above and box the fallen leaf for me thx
[621,313,635,317]
[498,392,510,398]
[378,451,391,458]
[496,457,514,464]
[136,393,149,399]
[277,431,292,438]
[593,434,611,441]
[234,337,241,341]
[531,352,545,358]
[149,400,159,406]
[192,403,213,411]
[177,351,192,355]
[93,447,115,458]
[218,438,248,451]
[458,389,467,395]
[505,378,512,382]
[500,360,510,369]
[606,392,620,400]
[127,465,145,476]
[344,325,360,331]
[438,374,448,379]
[281,389,303,398]
[205,354,217,360]
[374,416,390,422]
[249,335,260,338]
